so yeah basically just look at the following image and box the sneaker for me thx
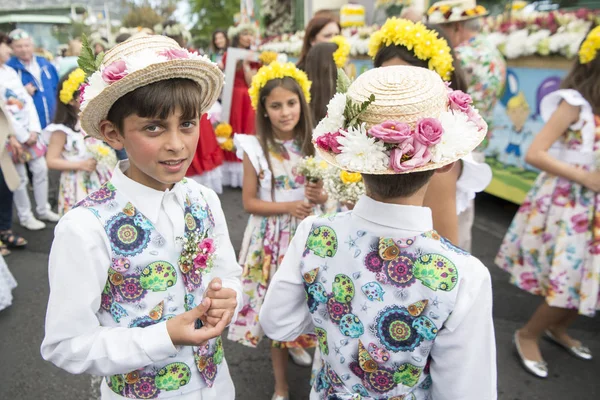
[289,347,312,367]
[38,210,60,222]
[21,217,46,231]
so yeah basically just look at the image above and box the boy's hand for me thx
[204,278,237,327]
[166,297,230,347]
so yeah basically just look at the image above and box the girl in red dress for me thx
[185,113,224,193]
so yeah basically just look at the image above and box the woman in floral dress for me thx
[495,31,600,379]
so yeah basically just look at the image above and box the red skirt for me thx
[186,114,224,176]
[225,84,256,162]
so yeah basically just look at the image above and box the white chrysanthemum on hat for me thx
[81,71,108,109]
[124,50,168,73]
[432,111,481,163]
[313,93,347,140]
[336,124,389,172]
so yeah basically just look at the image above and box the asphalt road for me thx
[0,184,598,400]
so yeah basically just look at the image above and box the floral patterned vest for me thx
[76,179,224,399]
[301,213,465,400]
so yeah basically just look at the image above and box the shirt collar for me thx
[110,160,187,224]
[352,195,433,232]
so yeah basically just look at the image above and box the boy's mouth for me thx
[159,159,186,166]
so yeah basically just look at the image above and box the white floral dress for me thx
[43,124,116,215]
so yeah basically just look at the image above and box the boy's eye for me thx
[145,125,161,133]
[181,121,196,129]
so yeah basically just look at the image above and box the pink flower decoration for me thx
[102,60,128,83]
[368,121,413,144]
[448,90,473,114]
[79,83,89,103]
[571,212,589,234]
[198,238,215,254]
[159,48,190,60]
[414,118,443,146]
[519,272,539,292]
[389,140,432,172]
[194,253,209,269]
[316,131,343,154]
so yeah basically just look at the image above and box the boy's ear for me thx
[99,120,124,150]
[435,161,456,175]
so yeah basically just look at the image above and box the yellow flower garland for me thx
[331,35,351,68]
[59,68,86,105]
[368,18,454,81]
[248,62,312,110]
[579,26,600,65]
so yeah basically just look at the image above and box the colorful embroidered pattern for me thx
[106,204,152,256]
[194,336,224,387]
[107,361,192,398]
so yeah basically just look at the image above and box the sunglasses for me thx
[9,31,30,41]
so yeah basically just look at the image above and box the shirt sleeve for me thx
[204,188,243,323]
[429,258,497,400]
[259,216,316,341]
[40,209,178,376]
[25,90,41,134]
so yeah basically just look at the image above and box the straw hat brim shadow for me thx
[81,59,223,140]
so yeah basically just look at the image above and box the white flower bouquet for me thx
[87,141,117,169]
[295,156,328,183]
[323,166,365,205]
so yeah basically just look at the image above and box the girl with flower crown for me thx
[495,25,600,379]
[44,68,116,215]
[370,17,492,251]
[227,62,328,400]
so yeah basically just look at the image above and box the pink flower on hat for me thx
[316,131,343,154]
[389,140,433,172]
[101,60,128,83]
[414,118,443,146]
[159,48,190,60]
[368,121,413,144]
[448,90,473,114]
[79,83,89,103]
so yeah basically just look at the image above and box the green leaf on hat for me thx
[78,34,104,78]
[336,68,351,94]
[344,94,375,128]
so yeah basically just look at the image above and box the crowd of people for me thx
[0,0,599,399]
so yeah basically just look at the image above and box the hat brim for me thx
[81,59,223,140]
[430,12,489,24]
[315,122,487,175]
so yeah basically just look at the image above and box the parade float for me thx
[258,3,600,204]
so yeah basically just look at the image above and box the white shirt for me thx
[260,196,497,400]
[0,64,41,142]
[25,57,42,85]
[41,162,242,399]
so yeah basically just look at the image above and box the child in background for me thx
[496,26,600,379]
[227,62,327,400]
[41,35,242,399]
[44,68,116,215]
[260,66,496,399]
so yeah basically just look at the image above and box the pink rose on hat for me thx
[101,60,128,83]
[414,118,443,146]
[368,121,413,144]
[448,90,473,114]
[159,48,190,60]
[316,131,343,154]
[389,139,433,172]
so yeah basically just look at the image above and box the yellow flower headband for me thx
[368,18,455,81]
[59,68,87,105]
[331,35,351,68]
[248,61,312,109]
[579,26,600,65]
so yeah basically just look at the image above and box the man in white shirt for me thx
[260,66,497,399]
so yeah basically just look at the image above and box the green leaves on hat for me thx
[78,34,105,78]
[336,67,351,94]
[344,94,375,128]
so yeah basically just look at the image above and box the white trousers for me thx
[458,199,475,253]
[13,157,51,223]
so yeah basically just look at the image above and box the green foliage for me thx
[189,0,241,45]
[78,34,104,77]
[336,68,351,94]
[344,94,376,128]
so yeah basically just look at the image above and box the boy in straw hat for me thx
[260,66,496,399]
[41,34,242,399]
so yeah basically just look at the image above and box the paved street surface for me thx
[1,184,599,400]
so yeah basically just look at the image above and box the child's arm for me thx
[527,101,600,191]
[41,211,189,375]
[259,217,316,341]
[242,154,312,218]
[45,131,97,172]
[429,259,496,399]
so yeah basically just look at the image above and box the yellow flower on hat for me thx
[248,62,312,109]
[331,35,351,68]
[59,68,86,105]
[579,26,600,64]
[339,170,362,184]
[368,18,454,81]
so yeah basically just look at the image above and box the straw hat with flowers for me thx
[78,34,224,140]
[313,66,487,175]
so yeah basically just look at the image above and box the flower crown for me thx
[579,25,600,64]
[331,35,351,68]
[368,18,454,81]
[227,23,258,41]
[59,68,86,105]
[427,3,487,23]
[313,67,487,174]
[248,62,312,110]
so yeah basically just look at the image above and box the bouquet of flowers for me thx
[295,156,328,183]
[323,167,365,205]
[87,141,117,169]
[215,122,234,152]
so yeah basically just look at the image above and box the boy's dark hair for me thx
[0,31,11,45]
[106,78,203,134]
[53,68,80,131]
[362,171,435,198]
